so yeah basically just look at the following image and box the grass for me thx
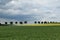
[15,24,60,26]
[0,24,60,40]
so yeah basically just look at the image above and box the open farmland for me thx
[0,24,60,40]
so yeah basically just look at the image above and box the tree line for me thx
[0,21,60,25]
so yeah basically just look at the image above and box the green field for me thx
[0,24,60,40]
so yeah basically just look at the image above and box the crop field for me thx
[0,24,60,40]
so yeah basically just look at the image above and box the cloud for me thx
[0,0,60,21]
[0,0,60,15]
[0,0,12,5]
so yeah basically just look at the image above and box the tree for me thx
[15,22,18,24]
[0,23,1,25]
[50,21,53,23]
[24,21,27,24]
[47,21,49,24]
[10,22,13,24]
[52,21,55,23]
[20,22,23,24]
[38,21,40,24]
[34,21,36,24]
[41,21,44,24]
[44,21,47,24]
[5,22,8,24]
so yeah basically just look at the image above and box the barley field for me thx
[0,24,60,40]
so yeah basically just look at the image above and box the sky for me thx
[0,0,60,23]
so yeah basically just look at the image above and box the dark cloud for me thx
[0,0,12,9]
[0,0,12,5]
[0,0,60,22]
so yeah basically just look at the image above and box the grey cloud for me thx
[0,0,12,5]
[0,0,60,21]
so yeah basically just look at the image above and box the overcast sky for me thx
[0,0,60,22]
